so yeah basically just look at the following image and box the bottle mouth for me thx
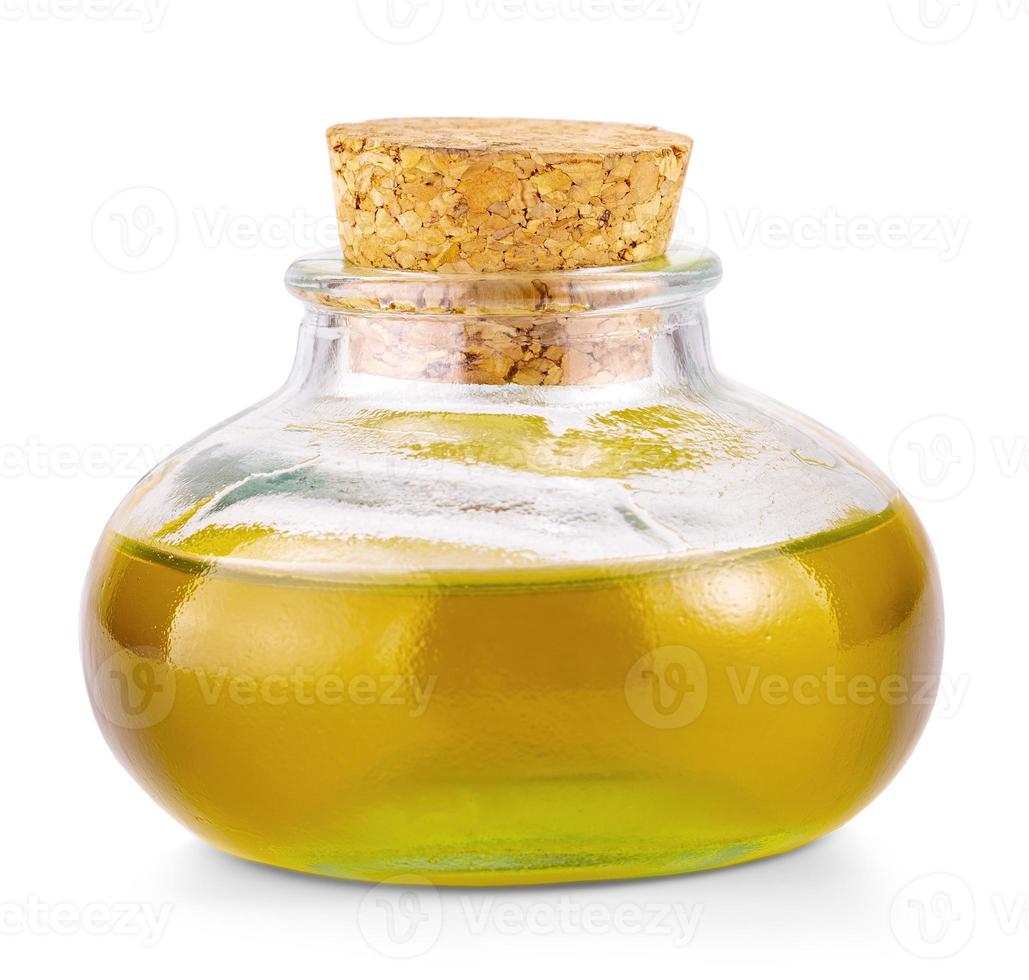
[285,247,720,318]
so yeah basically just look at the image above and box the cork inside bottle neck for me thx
[285,248,720,387]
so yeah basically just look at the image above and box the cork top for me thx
[327,117,691,274]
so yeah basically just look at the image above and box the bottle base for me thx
[206,831,818,887]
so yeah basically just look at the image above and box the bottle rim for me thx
[285,247,721,318]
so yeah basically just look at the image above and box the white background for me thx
[1,0,1026,976]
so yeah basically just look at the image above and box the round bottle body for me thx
[82,252,943,884]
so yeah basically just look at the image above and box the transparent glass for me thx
[82,249,943,885]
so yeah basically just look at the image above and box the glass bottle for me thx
[82,246,943,885]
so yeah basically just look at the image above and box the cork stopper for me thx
[327,118,691,274]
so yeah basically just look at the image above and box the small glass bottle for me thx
[82,119,943,885]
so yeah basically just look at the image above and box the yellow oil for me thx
[82,501,941,885]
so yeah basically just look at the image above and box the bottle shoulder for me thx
[105,380,901,572]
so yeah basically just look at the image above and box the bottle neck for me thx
[285,299,718,400]
[281,247,724,401]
